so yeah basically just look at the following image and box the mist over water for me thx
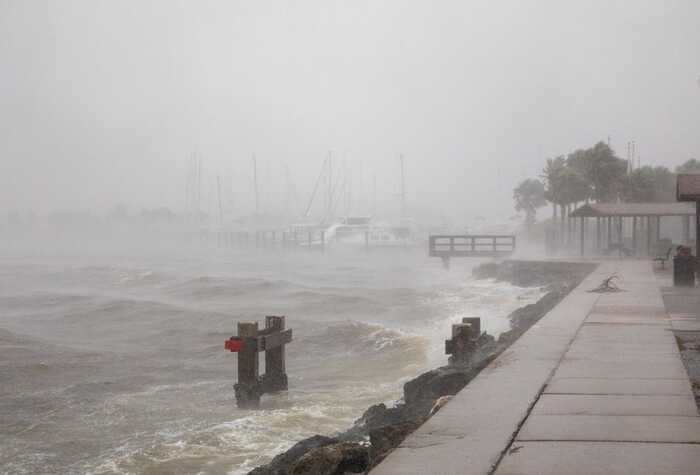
[0,246,542,474]
[5,1,696,473]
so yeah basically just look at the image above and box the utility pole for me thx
[627,142,634,175]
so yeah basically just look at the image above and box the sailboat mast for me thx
[373,173,377,217]
[399,154,406,218]
[217,174,223,226]
[253,154,259,215]
[327,151,333,220]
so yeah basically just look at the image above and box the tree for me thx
[623,166,675,202]
[676,158,700,174]
[513,178,547,232]
[567,142,627,202]
[541,156,567,220]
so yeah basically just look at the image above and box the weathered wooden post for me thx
[261,316,288,392]
[233,322,261,408]
[225,316,293,409]
[445,317,481,365]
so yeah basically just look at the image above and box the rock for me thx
[472,261,500,280]
[369,420,423,465]
[290,442,369,475]
[403,366,470,407]
[473,260,596,288]
[354,403,407,432]
[248,435,338,475]
[403,355,493,409]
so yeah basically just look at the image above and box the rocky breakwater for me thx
[248,260,597,475]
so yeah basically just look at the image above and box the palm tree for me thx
[541,156,566,221]
[513,178,547,233]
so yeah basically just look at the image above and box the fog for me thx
[5,4,700,473]
[2,0,700,220]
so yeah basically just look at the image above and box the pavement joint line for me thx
[488,291,603,475]
[542,393,695,397]
[514,439,700,445]
[582,322,670,326]
[525,414,700,419]
[543,377,688,380]
[545,393,693,396]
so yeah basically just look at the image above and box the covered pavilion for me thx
[569,202,697,257]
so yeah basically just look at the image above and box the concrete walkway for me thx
[372,261,700,475]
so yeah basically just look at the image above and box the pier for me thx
[428,234,516,268]
[371,261,700,474]
[208,229,327,251]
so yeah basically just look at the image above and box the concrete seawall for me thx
[371,261,700,475]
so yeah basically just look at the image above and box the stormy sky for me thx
[1,0,699,221]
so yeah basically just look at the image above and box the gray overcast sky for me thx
[1,0,699,220]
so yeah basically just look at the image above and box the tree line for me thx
[513,141,700,230]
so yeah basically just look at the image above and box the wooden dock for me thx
[429,235,515,267]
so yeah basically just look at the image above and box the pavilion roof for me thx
[570,202,696,218]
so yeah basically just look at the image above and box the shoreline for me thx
[247,260,597,475]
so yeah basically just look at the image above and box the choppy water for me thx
[0,248,543,474]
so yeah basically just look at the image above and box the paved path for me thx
[372,261,700,475]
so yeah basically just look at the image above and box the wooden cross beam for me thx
[227,316,292,409]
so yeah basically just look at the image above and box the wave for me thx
[291,320,429,379]
[164,276,297,300]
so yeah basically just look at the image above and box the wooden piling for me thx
[462,317,481,335]
[261,316,288,392]
[234,322,262,408]
[446,318,480,365]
